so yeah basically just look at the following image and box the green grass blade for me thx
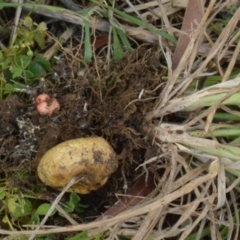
[82,8,92,63]
[90,0,176,43]
[183,139,240,162]
[115,27,134,53]
[231,136,240,144]
[112,27,123,60]
[186,93,240,111]
[158,127,240,176]
[189,128,240,138]
[213,112,240,121]
[189,70,240,89]
[185,227,211,240]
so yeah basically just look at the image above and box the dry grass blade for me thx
[151,77,240,118]
[96,174,156,221]
[28,177,83,240]
[154,124,240,176]
[9,0,108,30]
[174,181,214,240]
[141,2,181,22]
[8,0,163,43]
[214,162,226,209]
[54,204,79,225]
[172,0,240,97]
[43,27,76,60]
[172,0,189,8]
[124,0,185,12]
[131,145,179,239]
[222,30,240,82]
[59,0,81,11]
[9,0,23,45]
[0,168,216,236]
[156,0,174,35]
[172,0,204,71]
[148,0,239,121]
[150,0,216,112]
[125,0,144,20]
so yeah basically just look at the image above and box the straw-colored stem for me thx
[186,93,240,111]
[155,125,240,176]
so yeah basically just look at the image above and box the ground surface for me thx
[0,45,163,221]
[1,1,239,239]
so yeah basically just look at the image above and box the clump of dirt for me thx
[0,45,163,218]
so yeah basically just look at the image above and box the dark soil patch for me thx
[0,45,163,223]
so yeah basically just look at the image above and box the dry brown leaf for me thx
[172,0,205,71]
[92,35,109,50]
[96,173,155,221]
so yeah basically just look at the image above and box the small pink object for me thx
[35,94,60,116]
[48,98,60,116]
[37,101,50,116]
[35,94,50,105]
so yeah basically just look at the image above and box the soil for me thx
[0,45,164,220]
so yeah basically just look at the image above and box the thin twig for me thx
[9,0,23,45]
[28,177,82,240]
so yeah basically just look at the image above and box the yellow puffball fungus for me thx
[37,137,118,194]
